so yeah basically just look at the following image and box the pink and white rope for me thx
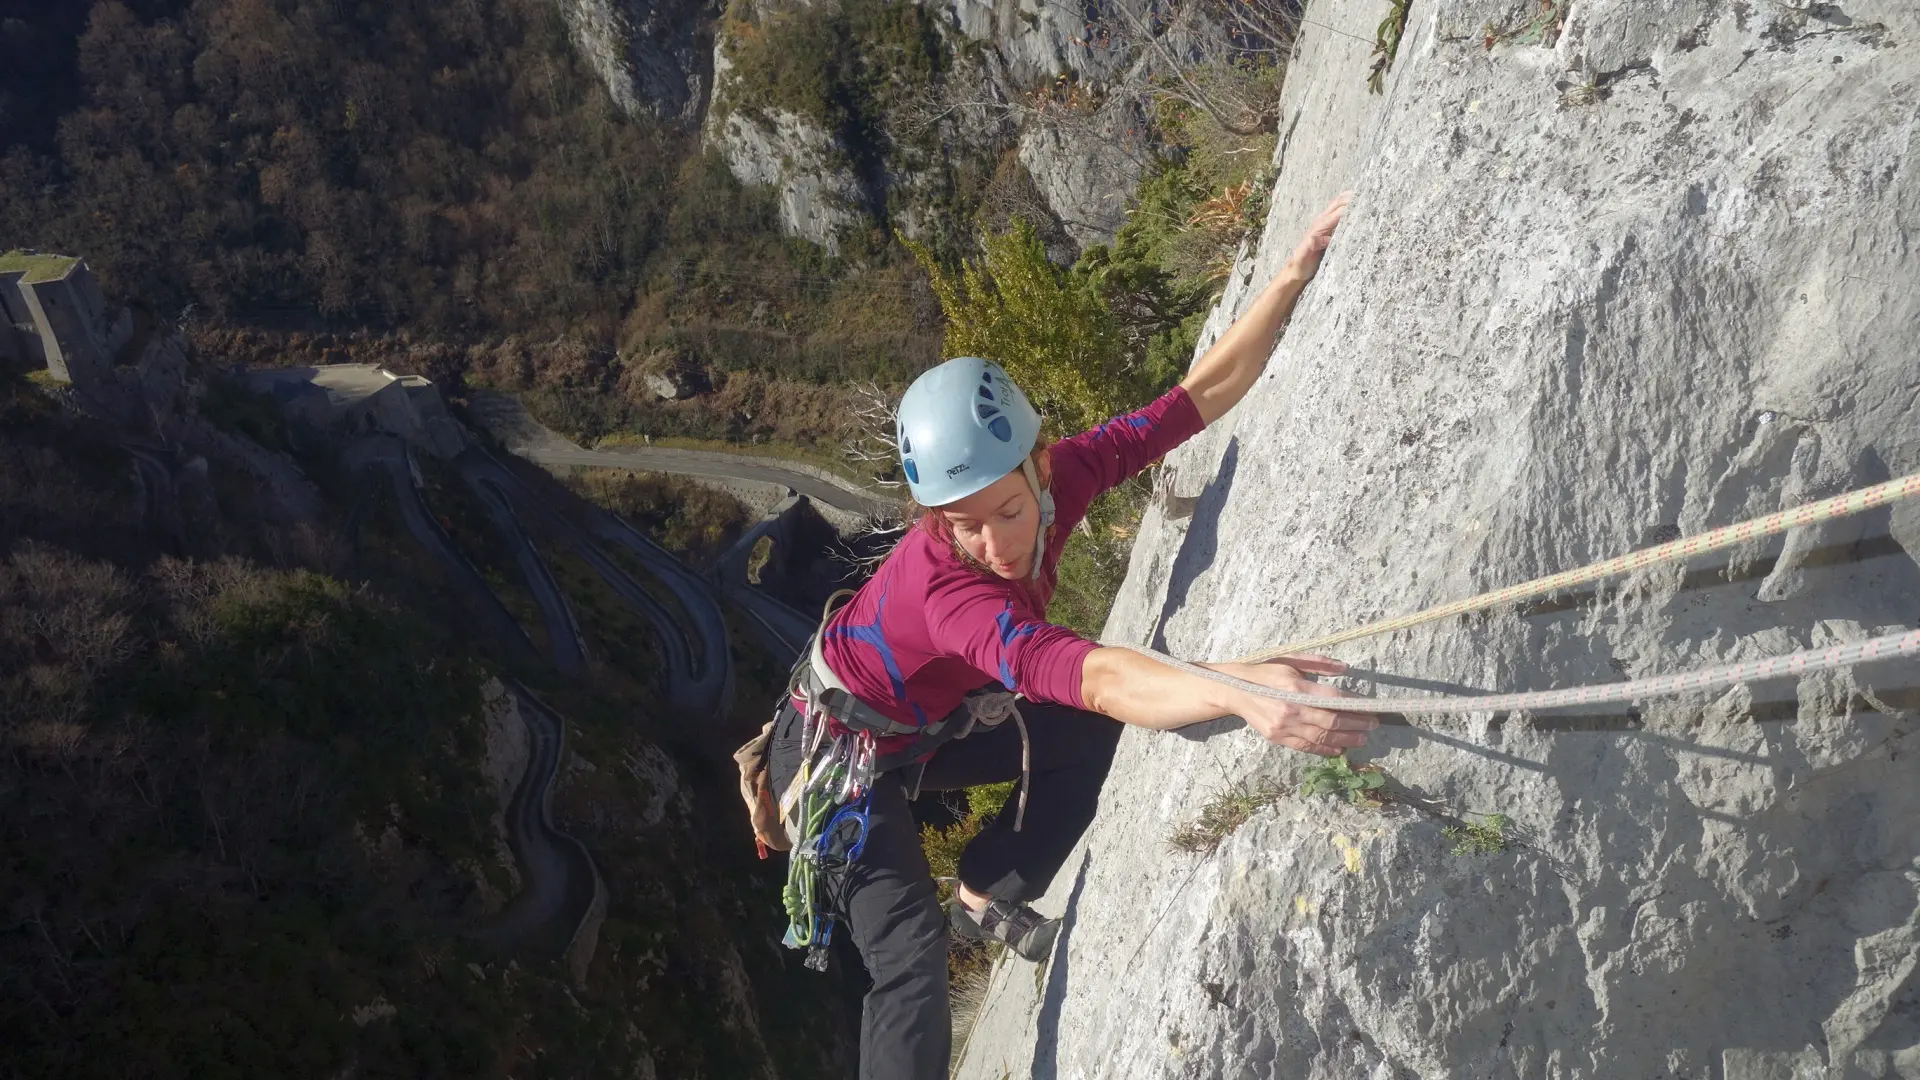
[1238,471,1920,663]
[1119,629,1920,716]
[1121,471,1920,715]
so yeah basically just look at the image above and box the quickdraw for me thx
[780,704,879,972]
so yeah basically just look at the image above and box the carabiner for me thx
[816,806,871,864]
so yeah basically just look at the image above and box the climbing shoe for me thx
[950,898,1059,963]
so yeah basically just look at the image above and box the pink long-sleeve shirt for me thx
[818,386,1205,749]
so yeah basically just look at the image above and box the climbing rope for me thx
[1241,471,1920,662]
[1118,629,1920,715]
[1123,470,1920,715]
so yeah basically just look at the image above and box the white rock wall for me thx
[701,0,1195,252]
[714,108,871,253]
[562,0,715,125]
[1017,103,1153,249]
[959,0,1920,1077]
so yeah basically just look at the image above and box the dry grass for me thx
[1166,778,1287,855]
[1444,813,1511,856]
[948,955,997,1077]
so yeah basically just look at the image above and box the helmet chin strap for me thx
[1019,457,1055,582]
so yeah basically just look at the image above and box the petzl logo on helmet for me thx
[946,463,970,478]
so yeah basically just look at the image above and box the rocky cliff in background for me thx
[959,0,1920,1076]
[561,0,719,125]
[698,0,1200,254]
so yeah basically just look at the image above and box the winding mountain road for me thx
[359,427,833,960]
[123,445,180,551]
[528,445,899,520]
[464,389,903,521]
[462,451,730,715]
[459,456,588,677]
[593,511,734,698]
[351,437,534,658]
[474,678,601,958]
[354,439,597,956]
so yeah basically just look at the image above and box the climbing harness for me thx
[773,580,1049,970]
[793,590,1034,821]
[1121,470,1920,713]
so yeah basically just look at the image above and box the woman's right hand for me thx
[1206,657,1377,756]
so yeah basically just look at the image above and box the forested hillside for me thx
[0,0,1302,1066]
[0,361,854,1076]
[2,0,746,329]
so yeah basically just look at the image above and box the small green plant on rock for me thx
[1369,0,1412,93]
[1481,0,1568,50]
[1443,813,1510,856]
[1166,779,1287,854]
[1299,754,1387,807]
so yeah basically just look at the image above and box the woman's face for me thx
[938,462,1044,580]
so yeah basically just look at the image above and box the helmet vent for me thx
[988,416,1013,442]
[976,403,999,421]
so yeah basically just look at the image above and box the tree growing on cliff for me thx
[908,220,1143,437]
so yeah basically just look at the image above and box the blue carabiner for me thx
[817,788,874,864]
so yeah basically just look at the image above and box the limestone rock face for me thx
[1017,103,1152,250]
[642,365,704,400]
[939,0,1137,90]
[957,1,1920,1077]
[560,0,717,125]
[715,108,870,253]
[703,0,1191,252]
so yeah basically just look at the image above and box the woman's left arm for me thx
[1181,193,1350,425]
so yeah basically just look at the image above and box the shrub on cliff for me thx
[910,219,1152,439]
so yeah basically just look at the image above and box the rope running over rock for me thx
[1122,471,1920,714]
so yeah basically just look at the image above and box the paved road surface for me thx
[527,445,900,520]
[467,390,900,518]
[353,437,533,658]
[352,439,594,956]
[458,452,589,677]
[592,513,733,710]
[123,445,180,551]
[465,451,729,716]
[473,678,601,957]
[361,436,822,958]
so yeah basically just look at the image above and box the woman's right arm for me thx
[1079,645,1375,756]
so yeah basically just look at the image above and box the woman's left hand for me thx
[1286,191,1352,279]
[1209,655,1376,756]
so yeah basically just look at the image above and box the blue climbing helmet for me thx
[896,357,1057,579]
[895,357,1043,507]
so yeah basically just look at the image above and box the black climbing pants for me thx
[768,697,1122,1080]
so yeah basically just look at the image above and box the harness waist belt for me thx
[795,646,964,743]
[793,638,977,770]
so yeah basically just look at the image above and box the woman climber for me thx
[750,193,1370,1079]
